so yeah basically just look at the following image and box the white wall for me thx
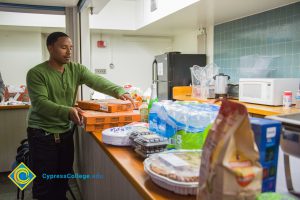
[90,0,200,31]
[136,0,199,28]
[172,27,215,64]
[90,33,173,92]
[206,25,214,64]
[173,31,198,54]
[0,30,43,86]
[0,11,64,27]
[90,0,136,30]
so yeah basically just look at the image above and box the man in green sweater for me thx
[26,32,133,200]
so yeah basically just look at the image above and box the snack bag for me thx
[197,100,262,200]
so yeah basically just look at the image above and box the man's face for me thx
[48,36,73,64]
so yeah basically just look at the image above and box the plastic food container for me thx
[132,134,168,158]
[102,125,148,146]
[129,130,154,147]
[144,150,201,195]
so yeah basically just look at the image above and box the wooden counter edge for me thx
[0,104,30,110]
[90,132,154,200]
[172,86,300,116]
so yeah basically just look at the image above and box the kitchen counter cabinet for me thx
[0,105,29,172]
[173,86,300,117]
[75,128,196,200]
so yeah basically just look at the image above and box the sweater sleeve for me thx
[78,65,126,98]
[26,69,70,120]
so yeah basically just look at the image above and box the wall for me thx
[0,11,64,27]
[173,31,198,54]
[90,0,136,30]
[0,30,43,86]
[90,33,173,93]
[214,2,300,83]
[90,0,199,31]
[136,0,199,29]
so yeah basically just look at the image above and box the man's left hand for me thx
[119,93,136,109]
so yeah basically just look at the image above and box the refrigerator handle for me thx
[152,59,158,83]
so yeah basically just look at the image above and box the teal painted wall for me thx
[214,2,300,83]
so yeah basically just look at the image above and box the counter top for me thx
[0,104,30,110]
[173,86,300,116]
[90,132,196,200]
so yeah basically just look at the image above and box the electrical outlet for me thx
[95,68,107,74]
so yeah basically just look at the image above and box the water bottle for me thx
[139,100,149,122]
[148,83,158,111]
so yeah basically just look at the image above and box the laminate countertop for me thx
[0,104,30,110]
[90,132,196,200]
[173,86,300,116]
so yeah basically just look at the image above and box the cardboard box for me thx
[81,109,141,132]
[82,110,141,125]
[84,122,130,132]
[250,117,281,192]
[78,99,137,113]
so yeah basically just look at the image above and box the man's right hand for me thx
[69,107,84,125]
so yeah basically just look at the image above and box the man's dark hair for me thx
[46,32,69,46]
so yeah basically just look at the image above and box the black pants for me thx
[27,127,74,200]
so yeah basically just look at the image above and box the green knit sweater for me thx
[26,61,125,133]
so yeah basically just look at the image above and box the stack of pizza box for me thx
[78,99,141,132]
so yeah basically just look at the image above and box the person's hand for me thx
[119,93,136,109]
[69,107,85,126]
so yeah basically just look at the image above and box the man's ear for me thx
[47,45,52,53]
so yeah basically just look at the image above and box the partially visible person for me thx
[0,72,4,102]
[26,32,134,200]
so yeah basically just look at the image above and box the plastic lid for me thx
[284,91,292,95]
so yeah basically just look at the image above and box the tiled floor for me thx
[0,172,82,200]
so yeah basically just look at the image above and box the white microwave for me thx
[239,78,300,106]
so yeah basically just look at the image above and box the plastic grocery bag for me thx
[197,100,262,200]
[190,64,219,99]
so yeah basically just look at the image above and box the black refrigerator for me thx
[152,52,206,100]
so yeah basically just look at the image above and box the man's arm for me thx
[26,69,71,121]
[79,65,126,98]
[0,72,4,102]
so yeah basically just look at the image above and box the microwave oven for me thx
[239,78,300,106]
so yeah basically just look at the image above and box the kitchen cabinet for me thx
[0,105,29,172]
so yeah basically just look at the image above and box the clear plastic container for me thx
[144,150,202,195]
[283,91,292,108]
